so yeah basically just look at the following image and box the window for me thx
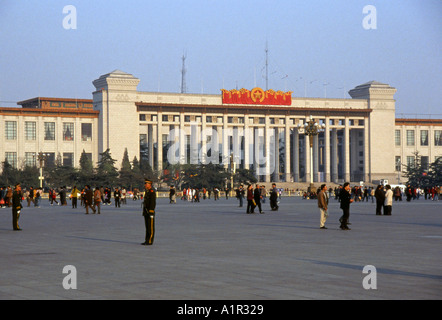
[258,117,265,124]
[45,153,55,167]
[25,121,36,140]
[44,122,55,140]
[406,156,415,168]
[228,117,233,123]
[81,123,92,141]
[5,121,17,140]
[25,152,36,167]
[63,153,74,167]
[421,156,429,171]
[435,130,442,146]
[5,152,17,168]
[395,130,401,146]
[420,130,428,146]
[140,134,148,162]
[406,130,415,146]
[63,123,74,141]
[139,114,146,121]
[162,115,169,122]
[206,116,212,123]
[184,115,191,122]
[238,117,244,124]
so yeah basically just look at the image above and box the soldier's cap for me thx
[145,179,153,184]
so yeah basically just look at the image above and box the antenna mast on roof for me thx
[180,53,187,93]
[265,41,269,91]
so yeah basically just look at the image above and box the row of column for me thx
[144,115,370,183]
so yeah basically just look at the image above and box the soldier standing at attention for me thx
[141,179,157,246]
[12,183,23,231]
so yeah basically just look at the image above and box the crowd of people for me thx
[4,179,440,238]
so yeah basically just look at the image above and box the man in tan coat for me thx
[317,184,329,229]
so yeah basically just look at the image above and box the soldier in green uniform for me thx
[141,179,156,245]
[12,183,23,231]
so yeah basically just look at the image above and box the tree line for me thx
[0,148,258,190]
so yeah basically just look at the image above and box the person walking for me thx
[114,187,121,208]
[12,183,23,231]
[254,184,264,214]
[339,182,353,230]
[71,185,79,209]
[236,185,244,207]
[169,185,176,204]
[318,184,329,229]
[246,184,255,214]
[269,183,279,211]
[384,184,393,215]
[94,187,101,214]
[142,179,157,246]
[84,185,96,214]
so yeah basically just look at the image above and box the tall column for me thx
[305,134,311,183]
[179,113,185,164]
[285,118,291,182]
[344,119,350,182]
[324,117,331,182]
[232,126,240,168]
[363,118,370,182]
[157,113,163,171]
[292,128,299,182]
[331,128,338,182]
[148,124,154,168]
[190,124,198,164]
[201,114,207,164]
[264,116,271,182]
[273,127,280,182]
[222,114,229,169]
[244,115,250,170]
[313,135,319,182]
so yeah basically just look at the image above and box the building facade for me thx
[1,70,440,185]
[0,97,98,170]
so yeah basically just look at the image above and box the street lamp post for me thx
[37,152,49,188]
[298,116,325,192]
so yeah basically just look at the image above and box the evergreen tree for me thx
[78,150,94,185]
[428,157,442,186]
[96,148,118,186]
[1,159,20,186]
[119,148,133,187]
[403,151,430,187]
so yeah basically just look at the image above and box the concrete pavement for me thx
[0,196,440,300]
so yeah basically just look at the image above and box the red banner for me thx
[221,87,292,106]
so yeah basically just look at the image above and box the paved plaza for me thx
[0,195,440,300]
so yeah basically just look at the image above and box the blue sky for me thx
[0,0,441,115]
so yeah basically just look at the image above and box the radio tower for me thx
[180,53,187,93]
